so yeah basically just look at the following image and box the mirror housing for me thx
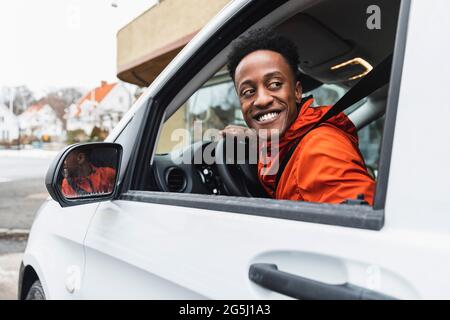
[45,142,123,207]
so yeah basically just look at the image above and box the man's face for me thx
[63,151,86,178]
[234,50,302,138]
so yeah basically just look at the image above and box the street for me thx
[0,237,27,300]
[0,150,55,299]
[0,178,48,230]
[0,154,52,229]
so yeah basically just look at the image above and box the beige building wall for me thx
[156,104,187,154]
[117,0,230,86]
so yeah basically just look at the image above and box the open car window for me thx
[156,78,384,180]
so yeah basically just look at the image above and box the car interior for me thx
[144,0,402,203]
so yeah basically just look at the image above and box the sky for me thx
[0,0,157,94]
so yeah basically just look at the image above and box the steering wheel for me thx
[214,137,267,197]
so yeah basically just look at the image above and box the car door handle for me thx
[249,263,396,300]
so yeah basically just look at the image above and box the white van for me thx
[19,0,450,299]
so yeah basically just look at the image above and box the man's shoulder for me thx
[95,166,116,177]
[299,124,353,150]
[288,124,361,168]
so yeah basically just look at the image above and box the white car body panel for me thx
[386,0,450,232]
[81,197,450,299]
[22,201,99,299]
[82,200,428,299]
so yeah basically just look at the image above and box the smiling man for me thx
[225,28,375,205]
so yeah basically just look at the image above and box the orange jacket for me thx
[62,165,116,198]
[258,98,375,205]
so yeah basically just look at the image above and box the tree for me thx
[42,87,84,130]
[1,86,36,115]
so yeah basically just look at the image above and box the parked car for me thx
[19,0,450,299]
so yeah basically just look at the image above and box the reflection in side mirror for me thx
[59,145,119,199]
[46,142,122,207]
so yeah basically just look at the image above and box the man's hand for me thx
[219,126,260,151]
[219,125,256,139]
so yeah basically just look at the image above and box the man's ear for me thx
[77,153,86,164]
[295,81,302,104]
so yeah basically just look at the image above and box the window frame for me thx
[373,0,411,210]
[119,0,411,231]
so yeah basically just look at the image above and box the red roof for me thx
[23,103,45,114]
[75,81,117,116]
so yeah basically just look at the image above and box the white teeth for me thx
[257,112,279,122]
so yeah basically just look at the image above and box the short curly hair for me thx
[227,28,299,82]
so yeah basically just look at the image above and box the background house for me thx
[66,81,133,141]
[19,103,63,142]
[0,104,19,144]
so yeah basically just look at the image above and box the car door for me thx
[22,201,100,299]
[80,0,450,299]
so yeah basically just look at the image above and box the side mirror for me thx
[45,142,123,207]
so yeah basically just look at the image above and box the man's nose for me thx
[253,88,274,108]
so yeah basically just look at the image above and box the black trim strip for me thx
[120,191,384,230]
[122,98,159,192]
[374,0,411,210]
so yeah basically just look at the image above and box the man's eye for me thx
[241,89,255,97]
[268,82,282,89]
